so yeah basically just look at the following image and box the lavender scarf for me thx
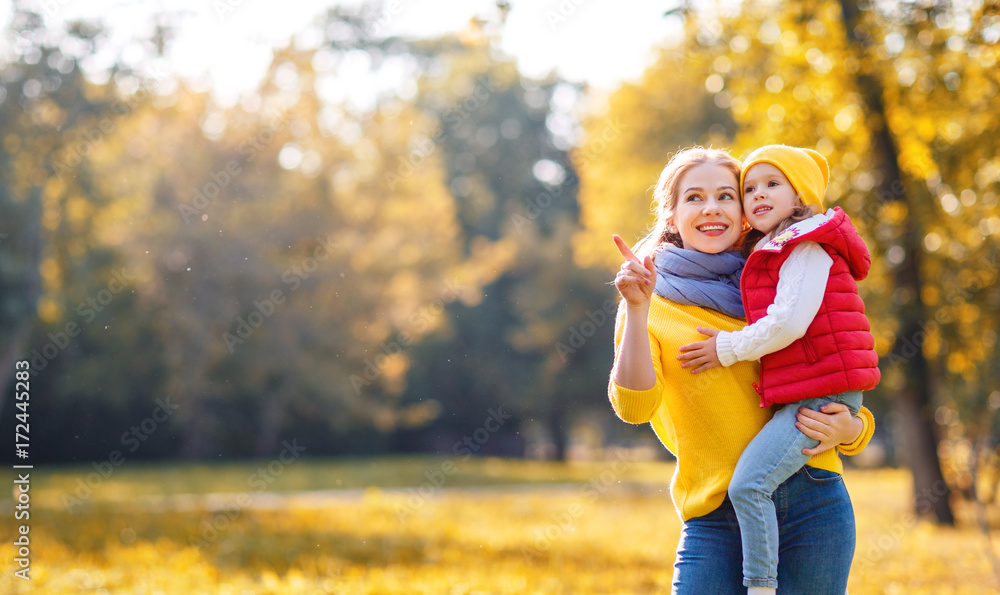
[653,246,746,319]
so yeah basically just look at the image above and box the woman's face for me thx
[668,163,743,253]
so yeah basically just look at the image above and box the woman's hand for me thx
[613,234,655,307]
[677,327,721,373]
[796,402,864,456]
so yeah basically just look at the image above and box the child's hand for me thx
[796,402,863,456]
[677,327,721,373]
[612,234,655,307]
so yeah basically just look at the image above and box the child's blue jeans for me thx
[728,390,863,589]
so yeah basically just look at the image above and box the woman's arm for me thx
[608,235,665,424]
[610,235,657,390]
[613,303,656,390]
[608,304,667,424]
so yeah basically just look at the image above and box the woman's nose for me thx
[702,198,722,214]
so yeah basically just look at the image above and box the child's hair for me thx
[740,200,818,257]
[632,147,742,260]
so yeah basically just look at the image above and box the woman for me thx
[609,147,873,594]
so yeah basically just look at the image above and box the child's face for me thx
[742,163,800,233]
[669,163,743,254]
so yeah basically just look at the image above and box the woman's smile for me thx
[696,221,731,235]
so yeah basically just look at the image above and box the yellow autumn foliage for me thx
[0,462,997,594]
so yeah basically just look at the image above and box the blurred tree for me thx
[90,40,485,458]
[298,4,630,459]
[572,43,736,269]
[837,0,1000,519]
[838,0,956,525]
[909,4,1000,509]
[2,3,523,460]
[369,22,617,459]
[0,7,141,421]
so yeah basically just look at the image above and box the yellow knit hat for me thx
[740,145,830,210]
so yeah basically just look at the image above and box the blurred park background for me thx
[0,0,999,592]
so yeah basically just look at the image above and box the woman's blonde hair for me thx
[632,147,742,260]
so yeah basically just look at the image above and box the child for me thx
[676,145,880,594]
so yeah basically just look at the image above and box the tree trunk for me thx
[839,0,955,524]
[167,249,215,461]
[548,406,568,461]
[255,390,284,457]
[180,394,208,460]
[0,326,30,417]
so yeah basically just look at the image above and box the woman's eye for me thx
[720,193,734,200]
[685,195,701,202]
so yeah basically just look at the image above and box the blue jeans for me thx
[728,390,863,589]
[672,466,856,594]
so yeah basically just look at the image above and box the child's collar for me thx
[758,208,836,252]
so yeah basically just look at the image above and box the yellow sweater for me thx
[609,296,874,522]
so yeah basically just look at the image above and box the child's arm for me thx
[679,242,833,372]
[718,241,833,364]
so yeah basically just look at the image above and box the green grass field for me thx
[1,456,997,593]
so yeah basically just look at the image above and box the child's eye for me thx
[768,180,779,187]
[743,186,754,194]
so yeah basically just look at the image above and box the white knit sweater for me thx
[716,240,834,366]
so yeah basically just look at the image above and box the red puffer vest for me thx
[742,207,881,407]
